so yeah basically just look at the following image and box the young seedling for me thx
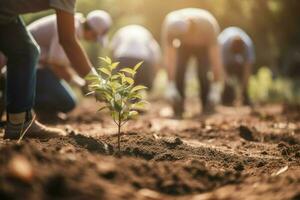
[85,57,148,152]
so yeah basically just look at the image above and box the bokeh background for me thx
[22,0,300,104]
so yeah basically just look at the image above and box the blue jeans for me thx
[35,68,77,114]
[0,17,39,114]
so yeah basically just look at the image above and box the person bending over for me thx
[110,25,161,89]
[162,8,224,117]
[219,27,255,105]
[27,10,111,120]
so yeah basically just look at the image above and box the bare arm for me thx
[49,64,73,82]
[55,9,92,77]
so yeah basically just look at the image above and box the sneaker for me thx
[4,119,66,140]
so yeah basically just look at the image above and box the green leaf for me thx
[100,67,111,76]
[128,111,138,119]
[110,62,119,71]
[85,74,100,81]
[134,61,144,71]
[117,73,125,84]
[124,77,134,85]
[99,56,112,64]
[129,93,143,99]
[131,101,148,110]
[89,83,101,90]
[111,74,120,80]
[111,84,122,92]
[105,56,112,64]
[120,68,136,76]
[131,85,147,93]
[97,106,108,112]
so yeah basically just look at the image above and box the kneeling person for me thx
[219,27,255,105]
[110,25,161,89]
[28,10,112,119]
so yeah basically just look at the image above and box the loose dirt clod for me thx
[162,137,183,148]
[7,155,33,183]
[239,125,255,141]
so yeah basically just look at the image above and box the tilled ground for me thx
[0,99,300,200]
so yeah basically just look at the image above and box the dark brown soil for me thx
[0,99,300,200]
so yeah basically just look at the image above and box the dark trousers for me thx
[223,62,250,105]
[176,45,210,107]
[35,68,77,114]
[0,17,39,113]
[0,67,76,115]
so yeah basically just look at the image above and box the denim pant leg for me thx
[35,68,77,114]
[0,17,39,113]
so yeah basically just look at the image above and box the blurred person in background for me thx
[0,10,112,122]
[110,25,161,89]
[219,27,255,106]
[162,8,224,117]
[0,0,100,139]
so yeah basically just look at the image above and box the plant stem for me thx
[117,112,121,152]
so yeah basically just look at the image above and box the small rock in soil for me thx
[8,155,33,183]
[239,125,255,141]
[162,137,183,148]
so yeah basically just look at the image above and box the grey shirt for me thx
[162,8,220,47]
[110,25,161,65]
[28,13,84,67]
[219,27,255,65]
[0,0,76,24]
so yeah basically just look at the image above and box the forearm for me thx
[56,10,93,78]
[49,64,73,82]
[60,38,92,78]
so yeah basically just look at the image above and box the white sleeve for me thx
[48,36,71,67]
